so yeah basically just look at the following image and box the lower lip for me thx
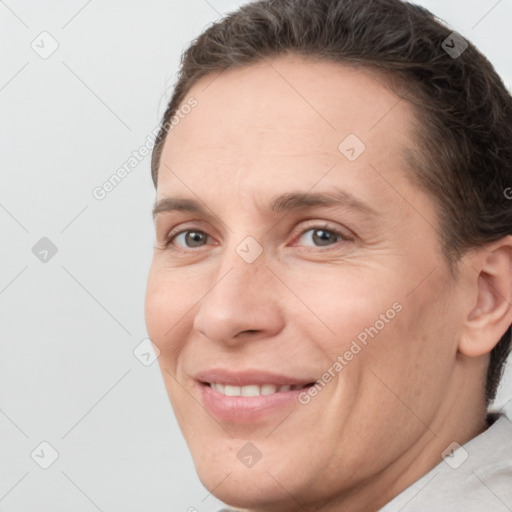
[197,382,308,423]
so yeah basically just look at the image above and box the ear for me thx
[459,235,512,357]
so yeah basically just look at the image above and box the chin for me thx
[192,441,320,511]
[196,466,284,510]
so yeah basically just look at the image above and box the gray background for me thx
[1,1,511,510]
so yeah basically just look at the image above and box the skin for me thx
[145,55,512,511]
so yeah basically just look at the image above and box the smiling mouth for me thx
[203,382,316,397]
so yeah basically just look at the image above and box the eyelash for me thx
[162,222,352,253]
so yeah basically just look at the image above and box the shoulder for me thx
[380,412,512,511]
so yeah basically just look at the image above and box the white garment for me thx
[380,412,512,511]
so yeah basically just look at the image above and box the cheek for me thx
[297,264,450,407]
[145,268,197,414]
[144,269,168,343]
[293,267,405,355]
[144,265,192,360]
[352,271,459,420]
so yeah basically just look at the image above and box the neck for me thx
[246,368,488,512]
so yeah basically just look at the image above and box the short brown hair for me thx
[151,0,512,404]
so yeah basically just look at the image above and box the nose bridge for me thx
[209,228,270,300]
[215,252,262,300]
[193,240,283,344]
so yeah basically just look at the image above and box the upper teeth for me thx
[209,383,305,396]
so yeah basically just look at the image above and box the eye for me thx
[167,229,210,249]
[295,224,349,249]
[163,222,350,252]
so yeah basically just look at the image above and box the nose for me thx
[192,252,285,346]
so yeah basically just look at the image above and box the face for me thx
[145,56,466,510]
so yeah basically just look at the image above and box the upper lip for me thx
[195,369,316,387]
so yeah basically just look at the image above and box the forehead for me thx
[158,55,418,206]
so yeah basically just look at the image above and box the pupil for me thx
[187,231,204,247]
[313,229,334,246]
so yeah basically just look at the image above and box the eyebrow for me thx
[152,189,378,219]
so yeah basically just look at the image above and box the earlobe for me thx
[459,237,512,358]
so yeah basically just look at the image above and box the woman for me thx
[145,0,512,510]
